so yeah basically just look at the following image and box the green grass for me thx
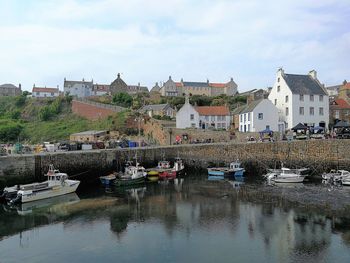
[0,95,131,143]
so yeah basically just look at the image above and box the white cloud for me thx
[0,0,348,91]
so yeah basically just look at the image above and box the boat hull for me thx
[99,175,116,186]
[114,176,145,187]
[273,176,305,183]
[19,181,80,203]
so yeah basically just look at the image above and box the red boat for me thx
[159,169,176,180]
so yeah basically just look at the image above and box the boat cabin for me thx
[158,161,170,169]
[229,162,241,170]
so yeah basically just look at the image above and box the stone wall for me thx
[72,99,125,120]
[1,140,350,187]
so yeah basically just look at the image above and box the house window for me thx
[266,125,270,130]
[299,107,304,115]
[310,95,314,101]
[244,114,246,122]
[274,99,277,105]
[335,110,340,119]
[205,116,209,121]
[310,107,314,115]
[191,123,196,128]
[221,116,226,121]
[300,94,304,101]
[248,113,250,121]
[319,107,324,115]
[36,92,40,95]
[285,95,288,103]
[211,116,215,121]
[217,123,221,128]
[277,77,280,82]
[286,107,289,116]
[190,114,194,120]
[222,123,226,128]
[248,124,250,131]
[277,86,280,92]
[240,125,243,131]
[51,92,54,96]
[285,122,288,129]
[319,95,323,102]
[258,113,263,120]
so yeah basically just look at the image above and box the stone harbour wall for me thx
[1,140,350,187]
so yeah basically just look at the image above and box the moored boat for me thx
[172,157,185,176]
[265,167,306,183]
[159,169,176,180]
[114,163,146,187]
[6,164,80,204]
[322,170,350,181]
[99,173,117,185]
[207,161,245,178]
[146,170,159,182]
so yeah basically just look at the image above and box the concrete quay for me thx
[1,140,350,188]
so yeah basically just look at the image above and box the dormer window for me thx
[300,94,304,101]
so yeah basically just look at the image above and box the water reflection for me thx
[1,176,350,262]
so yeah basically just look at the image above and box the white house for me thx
[239,99,281,132]
[64,78,93,98]
[176,96,231,130]
[32,86,59,98]
[268,69,329,130]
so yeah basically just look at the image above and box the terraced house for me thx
[268,69,329,130]
[159,76,238,97]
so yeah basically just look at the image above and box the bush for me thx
[39,97,63,121]
[0,120,23,142]
[15,95,27,107]
[112,92,132,108]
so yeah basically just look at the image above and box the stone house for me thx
[0,84,22,96]
[110,73,148,95]
[238,99,282,132]
[268,69,329,130]
[159,76,238,97]
[140,104,176,118]
[32,86,60,98]
[150,82,161,94]
[64,78,93,98]
[92,84,110,96]
[338,81,350,105]
[176,96,231,130]
[330,99,350,125]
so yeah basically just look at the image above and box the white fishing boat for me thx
[265,167,306,183]
[172,156,185,176]
[115,162,147,187]
[322,170,350,181]
[6,164,80,204]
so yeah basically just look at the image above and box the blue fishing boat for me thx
[207,161,245,178]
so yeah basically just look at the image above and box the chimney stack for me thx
[308,70,317,80]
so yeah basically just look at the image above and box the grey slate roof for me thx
[283,74,327,95]
[239,99,263,114]
[64,80,93,87]
[183,81,208,87]
[140,104,170,112]
[0,84,18,89]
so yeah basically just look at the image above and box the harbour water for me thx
[1,175,350,263]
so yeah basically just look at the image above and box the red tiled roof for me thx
[209,83,226,88]
[334,99,350,109]
[195,106,230,116]
[93,84,110,92]
[32,87,59,93]
[175,82,182,87]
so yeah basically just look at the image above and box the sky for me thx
[0,0,349,92]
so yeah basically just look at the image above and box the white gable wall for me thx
[176,103,199,129]
[252,99,279,131]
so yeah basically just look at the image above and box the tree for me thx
[112,92,133,108]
